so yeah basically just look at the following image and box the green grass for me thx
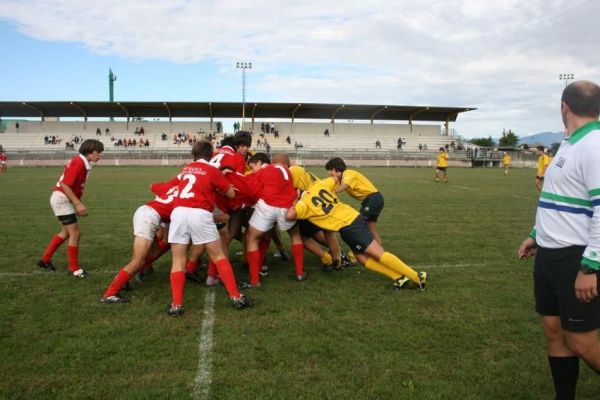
[1,166,599,399]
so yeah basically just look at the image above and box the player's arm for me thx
[334,182,350,193]
[60,182,87,216]
[286,207,298,221]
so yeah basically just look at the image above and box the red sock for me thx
[292,243,304,276]
[157,239,170,252]
[258,237,271,266]
[170,271,186,306]
[67,245,79,272]
[215,259,240,298]
[103,269,132,298]
[247,249,261,285]
[207,261,217,278]
[185,260,199,274]
[41,235,65,263]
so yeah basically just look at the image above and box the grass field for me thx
[1,165,599,399]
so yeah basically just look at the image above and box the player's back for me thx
[255,164,297,208]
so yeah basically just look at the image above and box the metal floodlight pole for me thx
[559,73,574,88]
[108,68,117,122]
[236,61,252,129]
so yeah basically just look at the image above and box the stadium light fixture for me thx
[559,73,574,87]
[236,62,252,129]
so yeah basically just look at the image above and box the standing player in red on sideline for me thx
[0,151,7,173]
[167,140,253,316]
[37,139,104,278]
[99,177,179,303]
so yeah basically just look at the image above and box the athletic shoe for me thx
[37,259,56,271]
[341,252,356,267]
[167,304,184,317]
[333,258,344,271]
[260,265,269,272]
[71,269,89,279]
[186,271,204,284]
[279,251,291,261]
[295,273,308,282]
[392,276,411,290]
[416,271,428,291]
[231,294,254,309]
[322,262,334,272]
[100,295,129,304]
[134,271,145,283]
[239,281,262,289]
[120,281,133,291]
[205,276,220,287]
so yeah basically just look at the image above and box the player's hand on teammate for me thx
[517,237,536,259]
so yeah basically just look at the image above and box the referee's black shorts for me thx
[534,245,600,332]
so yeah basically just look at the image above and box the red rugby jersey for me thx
[173,160,232,211]
[147,177,179,222]
[54,154,90,199]
[254,164,296,208]
[209,146,246,174]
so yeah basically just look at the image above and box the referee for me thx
[518,80,600,399]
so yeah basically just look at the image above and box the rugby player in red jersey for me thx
[243,152,305,287]
[167,141,253,316]
[99,178,179,303]
[0,151,7,173]
[37,139,104,278]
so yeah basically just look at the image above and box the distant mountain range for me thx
[518,131,565,147]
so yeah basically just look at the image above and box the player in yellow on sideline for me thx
[502,152,512,175]
[435,147,449,183]
[286,176,427,290]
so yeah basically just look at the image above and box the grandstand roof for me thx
[0,101,475,122]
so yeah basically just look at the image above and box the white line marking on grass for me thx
[414,262,492,269]
[0,269,118,277]
[192,289,216,400]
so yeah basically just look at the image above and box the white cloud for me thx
[0,0,599,137]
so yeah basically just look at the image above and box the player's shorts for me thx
[436,166,447,172]
[534,245,600,332]
[299,219,322,238]
[1,160,5,165]
[360,192,384,222]
[132,205,161,241]
[168,207,219,245]
[50,191,77,224]
[339,216,374,254]
[249,199,295,232]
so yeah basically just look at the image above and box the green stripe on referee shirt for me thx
[589,188,600,197]
[540,192,591,207]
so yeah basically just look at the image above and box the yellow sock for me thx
[379,252,419,283]
[320,251,333,266]
[364,258,402,280]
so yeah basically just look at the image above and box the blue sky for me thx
[1,0,600,138]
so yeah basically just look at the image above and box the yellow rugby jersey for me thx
[436,152,449,167]
[289,165,319,191]
[537,154,550,177]
[502,154,511,166]
[294,177,360,231]
[340,169,378,201]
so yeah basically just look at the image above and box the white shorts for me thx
[249,199,295,232]
[168,207,219,245]
[50,191,75,216]
[133,205,161,241]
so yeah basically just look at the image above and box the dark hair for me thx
[191,140,213,161]
[562,81,600,118]
[248,152,270,165]
[220,136,235,148]
[439,147,445,151]
[325,157,346,172]
[79,139,104,155]
[234,130,252,148]
[536,145,545,151]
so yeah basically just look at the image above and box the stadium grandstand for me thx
[0,100,535,167]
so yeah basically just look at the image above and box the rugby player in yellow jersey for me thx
[325,157,384,245]
[502,152,512,176]
[272,154,344,271]
[286,176,427,290]
[435,147,449,183]
[535,145,550,192]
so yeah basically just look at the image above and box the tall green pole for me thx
[109,68,117,121]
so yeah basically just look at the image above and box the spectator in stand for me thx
[105,127,110,136]
[134,127,139,135]
[162,132,167,141]
[139,126,145,136]
[397,137,402,149]
[286,136,291,144]
[15,122,19,133]
[96,128,101,136]
[375,140,381,149]
[37,139,104,278]
[324,128,330,137]
[270,122,275,133]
